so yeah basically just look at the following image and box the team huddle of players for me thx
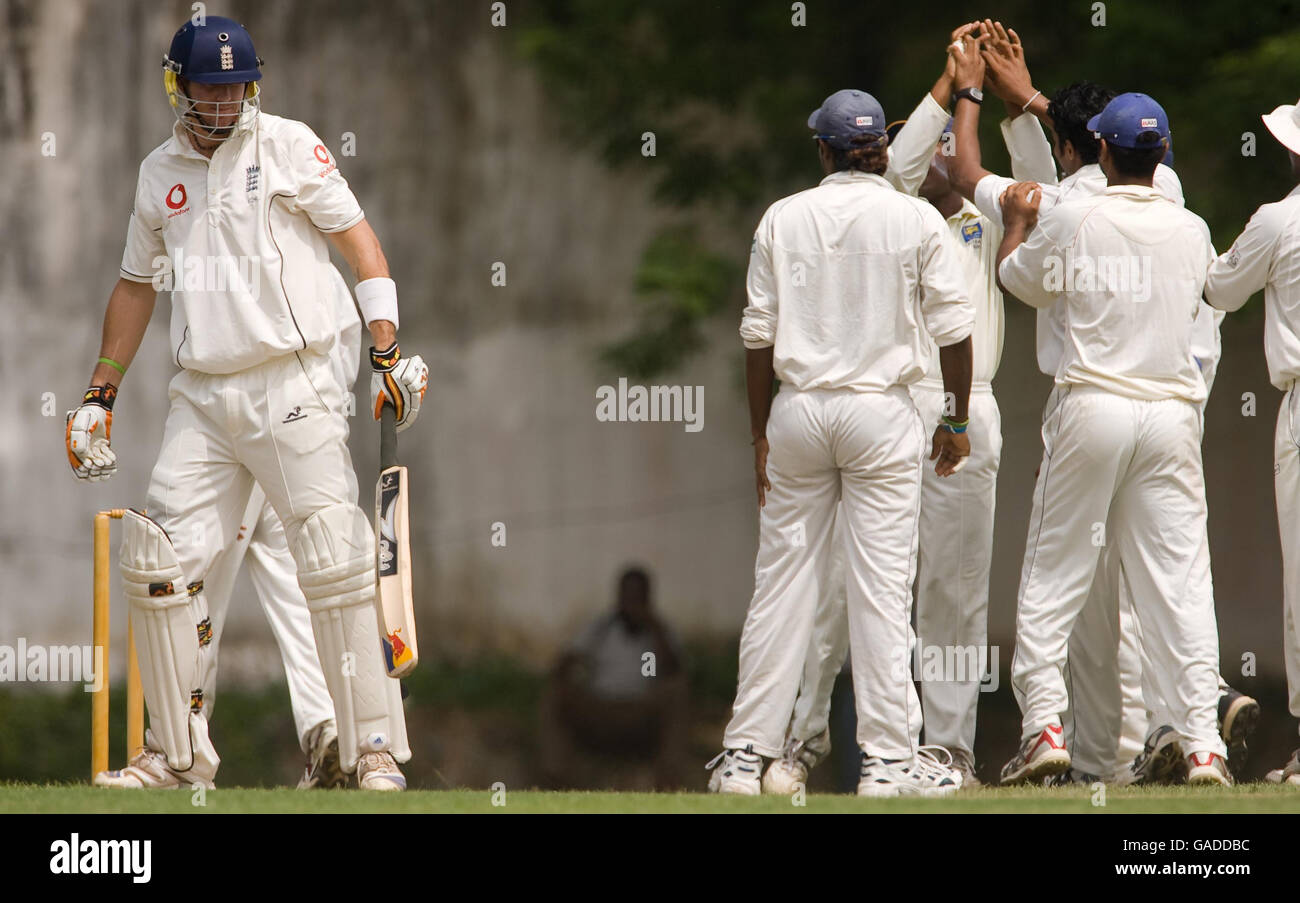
[708,20,1300,795]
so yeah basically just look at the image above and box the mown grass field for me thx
[2,782,1297,814]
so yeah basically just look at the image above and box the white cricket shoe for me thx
[1186,751,1233,787]
[297,720,347,789]
[356,732,406,791]
[761,729,831,795]
[857,746,962,798]
[999,724,1070,785]
[94,746,214,790]
[1264,748,1300,786]
[706,746,763,795]
[357,751,407,791]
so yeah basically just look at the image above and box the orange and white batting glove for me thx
[369,343,428,432]
[66,385,118,482]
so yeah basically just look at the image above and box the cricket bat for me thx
[376,402,417,677]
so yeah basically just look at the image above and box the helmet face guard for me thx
[164,68,260,142]
[162,16,263,144]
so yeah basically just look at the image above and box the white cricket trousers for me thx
[199,484,337,751]
[912,384,1001,757]
[1276,385,1300,734]
[724,386,925,760]
[142,349,395,769]
[788,385,1001,760]
[1011,386,1225,759]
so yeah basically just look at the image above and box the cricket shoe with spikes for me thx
[857,746,963,798]
[94,746,215,790]
[1264,748,1300,786]
[1217,688,1260,778]
[706,745,763,795]
[297,720,347,789]
[1115,724,1184,786]
[1186,751,1233,786]
[356,733,406,791]
[999,724,1070,785]
[761,729,831,795]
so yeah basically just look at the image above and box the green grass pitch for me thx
[2,782,1297,814]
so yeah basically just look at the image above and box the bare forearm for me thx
[328,219,397,348]
[938,337,972,422]
[994,221,1031,293]
[930,69,954,107]
[949,99,989,199]
[745,346,776,442]
[93,278,157,385]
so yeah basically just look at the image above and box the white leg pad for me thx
[292,503,409,772]
[120,509,201,772]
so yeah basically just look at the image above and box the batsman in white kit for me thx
[1205,95,1300,787]
[706,88,975,797]
[994,93,1231,786]
[195,270,375,788]
[63,17,427,790]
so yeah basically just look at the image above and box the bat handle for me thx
[380,402,398,470]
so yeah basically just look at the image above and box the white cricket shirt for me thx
[915,199,1003,389]
[997,185,1213,403]
[1205,184,1300,390]
[119,113,365,374]
[740,170,974,392]
[975,148,1185,377]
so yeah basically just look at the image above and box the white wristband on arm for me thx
[355,276,400,330]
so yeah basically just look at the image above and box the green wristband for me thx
[98,356,126,376]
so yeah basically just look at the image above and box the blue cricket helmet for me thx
[163,16,262,84]
[162,16,263,141]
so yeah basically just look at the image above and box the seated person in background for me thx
[540,566,687,789]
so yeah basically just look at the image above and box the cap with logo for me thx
[1086,92,1169,149]
[808,90,887,149]
[1262,97,1300,157]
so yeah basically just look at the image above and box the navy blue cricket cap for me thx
[808,90,887,149]
[1086,92,1169,150]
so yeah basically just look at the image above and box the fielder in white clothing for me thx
[65,17,427,791]
[707,87,975,798]
[947,28,1255,785]
[768,25,1054,793]
[1205,96,1300,787]
[994,92,1231,786]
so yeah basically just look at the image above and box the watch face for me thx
[970,87,984,101]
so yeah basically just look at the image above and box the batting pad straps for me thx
[355,277,399,330]
[119,509,201,772]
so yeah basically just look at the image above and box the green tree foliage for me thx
[519,0,1300,377]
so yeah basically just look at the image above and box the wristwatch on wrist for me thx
[954,87,984,105]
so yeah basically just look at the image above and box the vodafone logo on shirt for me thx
[313,144,337,178]
[165,183,190,218]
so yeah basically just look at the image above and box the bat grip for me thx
[380,402,398,470]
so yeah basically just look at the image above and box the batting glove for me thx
[369,343,428,432]
[66,385,118,482]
